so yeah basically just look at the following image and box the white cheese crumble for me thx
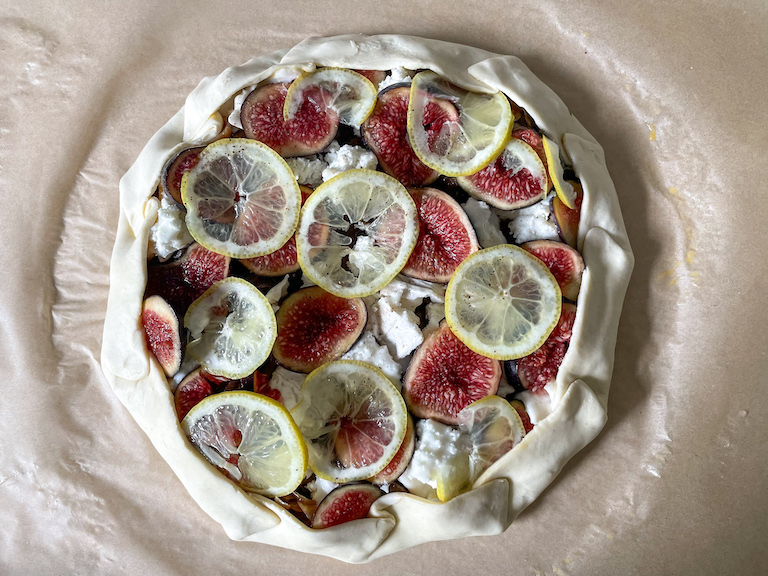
[377,67,414,92]
[264,275,290,313]
[399,419,471,499]
[321,141,378,181]
[227,86,253,130]
[150,196,194,261]
[505,193,560,244]
[268,367,305,411]
[285,156,326,188]
[342,332,402,387]
[366,276,445,361]
[461,198,507,248]
[307,476,339,503]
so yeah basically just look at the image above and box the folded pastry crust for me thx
[100,33,634,563]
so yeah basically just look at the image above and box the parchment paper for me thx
[1,0,766,574]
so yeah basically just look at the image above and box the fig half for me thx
[240,82,339,157]
[401,188,479,283]
[370,414,415,485]
[145,242,230,317]
[521,239,585,302]
[272,287,367,373]
[141,295,181,377]
[312,483,383,529]
[517,303,577,393]
[552,179,583,248]
[160,146,204,204]
[403,322,501,425]
[174,368,213,421]
[362,86,457,186]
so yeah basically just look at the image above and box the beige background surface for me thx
[1,1,766,574]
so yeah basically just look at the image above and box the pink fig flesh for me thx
[521,239,585,302]
[145,243,230,316]
[354,69,387,86]
[518,303,577,394]
[552,179,583,248]
[161,147,204,204]
[362,86,457,186]
[272,287,367,373]
[240,82,338,157]
[457,128,548,210]
[174,369,213,421]
[403,322,501,425]
[142,295,181,377]
[370,414,415,485]
[312,483,383,529]
[240,186,313,277]
[401,188,479,283]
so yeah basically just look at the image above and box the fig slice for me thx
[160,146,204,204]
[240,186,316,277]
[401,188,479,283]
[552,179,583,248]
[509,399,534,433]
[403,322,501,425]
[272,287,367,373]
[362,86,456,187]
[521,240,585,302]
[369,414,415,485]
[174,368,213,421]
[240,82,338,157]
[145,242,230,317]
[141,295,181,377]
[354,69,387,87]
[517,303,577,393]
[456,130,548,210]
[312,483,383,529]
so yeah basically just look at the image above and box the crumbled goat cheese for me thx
[342,332,402,387]
[399,419,471,499]
[171,355,200,391]
[461,198,507,248]
[150,196,194,261]
[285,156,327,188]
[264,275,290,313]
[268,367,305,411]
[377,67,415,92]
[321,141,378,181]
[506,193,560,244]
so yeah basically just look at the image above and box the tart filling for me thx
[102,34,633,563]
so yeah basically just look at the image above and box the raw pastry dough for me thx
[100,33,634,562]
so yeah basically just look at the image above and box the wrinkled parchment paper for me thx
[2,0,767,574]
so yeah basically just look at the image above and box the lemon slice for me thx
[542,135,577,209]
[284,68,378,127]
[445,244,561,360]
[290,360,408,483]
[435,454,471,503]
[458,396,526,482]
[181,391,307,497]
[184,277,276,379]
[407,71,512,177]
[181,138,301,258]
[295,169,418,298]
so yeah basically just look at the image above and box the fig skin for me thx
[240,186,314,277]
[145,243,230,317]
[160,146,204,205]
[503,360,526,394]
[457,126,549,210]
[517,303,577,394]
[521,239,585,302]
[354,69,387,86]
[363,86,458,187]
[174,369,213,421]
[551,179,583,248]
[509,399,534,433]
[369,414,416,485]
[401,188,479,283]
[403,322,501,425]
[272,287,367,373]
[312,483,383,529]
[142,295,181,378]
[240,82,339,157]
